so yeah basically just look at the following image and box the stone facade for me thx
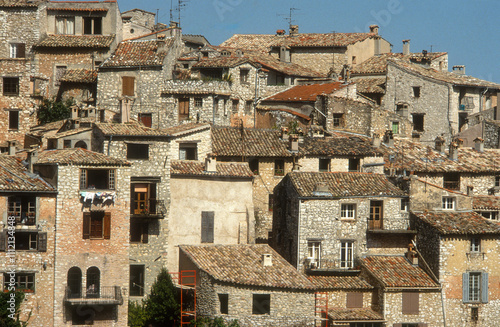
[121,9,155,40]
[382,290,443,326]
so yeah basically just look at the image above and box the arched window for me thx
[86,267,100,298]
[74,140,88,149]
[67,267,82,298]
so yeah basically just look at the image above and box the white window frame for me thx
[442,197,455,210]
[341,204,356,219]
[469,272,481,302]
[340,241,354,268]
[307,241,321,268]
[470,238,481,253]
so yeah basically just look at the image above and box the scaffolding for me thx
[315,291,329,327]
[170,270,197,325]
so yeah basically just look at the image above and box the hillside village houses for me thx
[1,0,500,326]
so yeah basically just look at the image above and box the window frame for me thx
[463,271,488,303]
[3,273,35,293]
[274,159,285,176]
[332,113,344,128]
[130,220,149,243]
[340,241,354,268]
[3,77,19,96]
[127,143,149,160]
[470,238,481,253]
[252,294,270,315]
[307,241,321,268]
[9,43,25,58]
[319,158,331,172]
[122,76,135,96]
[412,113,425,132]
[80,169,115,190]
[402,292,419,314]
[82,211,111,240]
[340,203,356,219]
[138,113,152,128]
[392,121,400,134]
[218,293,229,314]
[55,16,75,35]
[83,16,102,35]
[442,197,455,210]
[179,143,198,160]
[239,68,249,84]
[412,86,421,98]
[201,211,214,243]
[194,97,203,109]
[129,265,145,297]
[401,198,409,212]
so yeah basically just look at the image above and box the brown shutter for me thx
[393,324,402,327]
[142,223,148,243]
[83,212,90,239]
[0,231,6,251]
[402,292,419,314]
[103,212,111,239]
[122,76,135,96]
[18,44,25,58]
[346,292,363,308]
[38,232,47,252]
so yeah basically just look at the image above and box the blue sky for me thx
[118,0,500,83]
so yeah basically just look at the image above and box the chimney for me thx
[289,25,299,36]
[8,140,17,156]
[402,39,410,56]
[205,154,217,172]
[73,119,80,129]
[281,127,289,141]
[71,105,79,119]
[452,65,465,76]
[474,137,484,152]
[384,130,394,147]
[27,146,38,173]
[369,24,379,35]
[289,134,299,152]
[406,243,418,265]
[453,137,464,148]
[449,142,459,161]
[262,253,272,267]
[434,136,446,153]
[372,133,381,147]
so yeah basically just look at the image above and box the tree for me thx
[189,317,240,327]
[128,301,148,327]
[143,268,180,327]
[0,291,29,327]
[37,97,73,125]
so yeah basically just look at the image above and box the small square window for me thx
[412,113,425,132]
[274,159,284,176]
[9,43,25,58]
[127,143,149,160]
[56,16,75,34]
[3,273,35,293]
[138,113,152,128]
[83,17,102,35]
[83,211,110,239]
[470,238,481,253]
[319,158,330,172]
[341,204,356,219]
[179,143,197,160]
[232,99,239,113]
[194,98,203,108]
[442,197,455,210]
[332,113,344,128]
[130,220,148,243]
[348,158,360,172]
[240,69,249,84]
[402,292,419,314]
[413,86,421,97]
[252,294,270,315]
[401,198,409,211]
[3,77,19,96]
[249,158,259,175]
[346,292,363,308]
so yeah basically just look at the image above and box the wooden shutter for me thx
[142,223,148,243]
[122,76,135,96]
[346,292,363,308]
[18,44,25,58]
[83,212,90,239]
[463,272,470,303]
[393,324,402,327]
[402,292,419,314]
[178,98,189,120]
[0,231,6,251]
[201,211,214,243]
[481,272,489,303]
[38,232,47,252]
[103,212,111,239]
[139,114,152,128]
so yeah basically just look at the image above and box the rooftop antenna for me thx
[278,7,299,29]
[176,0,189,27]
[156,9,159,26]
[430,45,433,52]
[169,0,173,22]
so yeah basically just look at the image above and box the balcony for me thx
[8,212,36,226]
[64,286,123,305]
[366,217,415,234]
[131,199,166,219]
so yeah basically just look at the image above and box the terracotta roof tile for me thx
[361,255,438,288]
[0,155,55,192]
[50,127,92,139]
[180,244,315,289]
[300,133,383,157]
[0,0,39,7]
[288,172,406,198]
[415,211,500,235]
[37,35,114,48]
[95,123,170,137]
[47,7,107,12]
[212,127,292,158]
[309,275,373,290]
[473,196,500,210]
[102,39,173,68]
[352,78,386,94]
[264,82,345,102]
[162,123,210,137]
[351,52,447,75]
[36,148,129,166]
[60,69,97,83]
[328,308,384,321]
[171,160,253,179]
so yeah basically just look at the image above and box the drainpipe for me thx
[447,84,454,138]
[212,95,218,125]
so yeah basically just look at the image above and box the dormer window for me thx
[56,17,75,34]
[442,197,455,210]
[83,17,102,35]
[221,50,230,57]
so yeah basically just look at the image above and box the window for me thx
[14,232,46,251]
[252,294,270,315]
[348,158,360,172]
[64,140,71,148]
[471,307,479,322]
[86,267,100,298]
[194,97,203,108]
[351,56,357,65]
[82,211,111,239]
[340,241,354,268]
[245,100,253,114]
[307,241,321,269]
[83,17,102,35]
[218,294,228,314]
[392,121,400,134]
[80,169,115,190]
[369,200,383,229]
[319,158,330,172]
[127,143,149,160]
[56,17,75,34]
[138,113,152,127]
[8,196,36,225]
[402,292,419,314]
[240,69,249,84]
[3,77,19,96]
[443,173,460,190]
[412,86,421,97]
[3,273,35,293]
[179,143,197,160]
[341,204,356,219]
[223,99,228,116]
[131,182,158,215]
[332,113,344,127]
[346,292,363,308]
[67,267,82,298]
[232,99,239,113]
[8,110,19,130]
[496,176,500,187]
[130,265,145,297]
[396,103,408,116]
[130,220,148,243]
[470,238,481,253]
[412,113,424,132]
[274,159,284,176]
[122,76,135,96]
[249,158,259,175]
[178,98,189,120]
[480,211,498,220]
[268,194,274,212]
[201,211,214,243]
[442,197,455,210]
[463,272,488,303]
[9,43,25,58]
[401,198,409,211]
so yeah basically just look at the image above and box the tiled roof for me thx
[0,155,55,192]
[220,34,281,52]
[59,69,97,83]
[309,275,373,290]
[327,308,384,321]
[382,139,500,173]
[361,256,439,288]
[415,211,500,235]
[389,59,500,89]
[180,244,315,290]
[0,0,39,7]
[473,196,500,210]
[95,123,171,137]
[352,77,386,94]
[212,127,292,158]
[29,120,65,137]
[37,35,115,48]
[171,160,253,179]
[102,39,173,68]
[300,133,383,157]
[162,123,210,137]
[50,127,92,139]
[351,52,447,75]
[47,7,107,12]
[37,148,129,166]
[264,82,345,102]
[288,172,406,198]
[256,106,312,121]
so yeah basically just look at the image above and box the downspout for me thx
[447,84,454,138]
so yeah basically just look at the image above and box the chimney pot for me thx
[434,136,446,153]
[452,65,466,76]
[289,134,299,152]
[402,39,410,56]
[474,137,484,152]
[27,146,39,173]
[369,25,379,34]
[8,140,17,156]
[289,25,299,36]
[205,154,217,172]
[384,130,394,147]
[372,133,381,147]
[449,142,459,160]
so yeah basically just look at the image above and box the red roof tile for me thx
[300,132,383,157]
[351,52,447,75]
[36,148,129,166]
[264,82,345,102]
[473,196,500,210]
[0,0,39,7]
[37,35,114,48]
[162,123,210,137]
[0,155,55,192]
[95,122,171,137]
[328,308,384,321]
[309,275,373,290]
[352,78,386,94]
[60,69,97,83]
[415,211,500,235]
[102,39,173,67]
[171,160,253,179]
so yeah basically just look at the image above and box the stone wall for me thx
[484,120,500,149]
[299,155,384,174]
[384,291,444,326]
[0,7,40,59]
[409,176,472,212]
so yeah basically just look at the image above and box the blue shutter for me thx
[463,272,469,303]
[481,272,489,303]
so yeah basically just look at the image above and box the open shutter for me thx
[0,231,6,251]
[463,272,470,303]
[142,223,148,243]
[18,44,25,58]
[481,272,489,303]
[38,232,47,252]
[83,213,90,239]
[103,212,111,239]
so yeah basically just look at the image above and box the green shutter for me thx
[463,272,470,303]
[481,272,489,303]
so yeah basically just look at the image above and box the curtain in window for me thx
[66,19,74,34]
[56,19,64,34]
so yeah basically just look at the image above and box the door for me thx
[178,98,189,120]
[369,200,383,229]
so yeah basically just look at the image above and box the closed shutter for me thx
[122,76,135,96]
[393,324,402,327]
[18,44,25,58]
[481,272,489,303]
[201,211,214,243]
[463,272,470,303]
[139,114,152,128]
[103,212,111,239]
[83,212,90,239]
[178,98,189,119]
[402,292,419,314]
[346,292,363,308]
[142,223,148,243]
[38,232,47,252]
[0,231,6,251]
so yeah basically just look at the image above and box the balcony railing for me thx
[131,199,166,218]
[64,286,123,305]
[8,212,36,226]
[366,217,413,233]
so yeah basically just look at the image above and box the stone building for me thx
[121,8,156,40]
[178,244,316,327]
[34,148,131,326]
[169,159,255,272]
[272,172,409,272]
[165,123,212,162]
[0,152,57,326]
[414,211,500,327]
